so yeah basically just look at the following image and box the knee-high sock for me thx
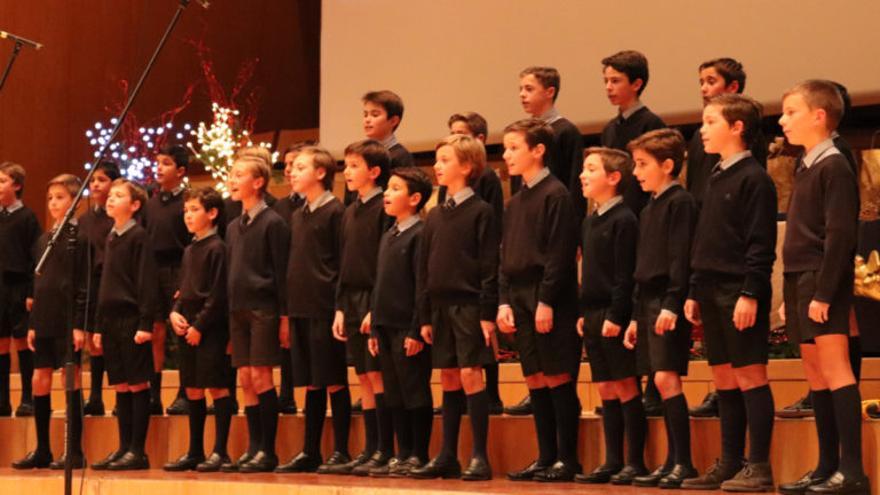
[849,336,862,383]
[374,393,394,456]
[130,389,151,455]
[743,385,774,463]
[362,408,378,454]
[393,407,413,459]
[811,390,839,478]
[601,398,624,467]
[279,351,294,403]
[34,394,51,455]
[410,406,433,462]
[0,354,10,407]
[664,394,692,467]
[257,389,279,455]
[484,363,500,403]
[832,384,865,477]
[303,388,328,457]
[17,350,33,404]
[662,409,675,470]
[115,391,133,452]
[226,356,237,405]
[212,396,233,456]
[529,387,558,465]
[550,381,580,465]
[621,395,647,469]
[329,387,351,455]
[187,398,207,457]
[244,405,262,456]
[150,372,162,405]
[439,390,466,458]
[88,356,105,404]
[717,388,747,467]
[467,390,490,460]
[644,376,660,404]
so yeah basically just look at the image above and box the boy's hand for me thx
[535,303,553,334]
[404,337,424,357]
[496,306,516,334]
[26,298,33,312]
[733,296,758,331]
[654,309,677,335]
[778,302,786,323]
[368,337,379,357]
[623,321,637,350]
[169,311,189,336]
[480,320,495,347]
[332,310,347,342]
[360,312,371,335]
[185,327,202,346]
[92,333,102,350]
[134,330,152,344]
[808,299,830,324]
[72,329,85,351]
[576,317,584,337]
[279,317,290,348]
[684,299,702,325]
[27,329,35,352]
[420,324,434,344]
[602,319,622,338]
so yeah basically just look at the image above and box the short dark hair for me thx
[707,93,767,165]
[300,146,338,190]
[830,81,851,127]
[503,118,555,155]
[390,166,432,213]
[447,112,488,139]
[627,128,686,177]
[183,186,224,225]
[47,173,82,197]
[283,140,317,158]
[783,79,845,131]
[111,178,148,210]
[344,139,391,187]
[584,147,633,194]
[602,50,649,96]
[94,160,121,181]
[698,57,746,93]
[362,90,405,130]
[519,66,561,102]
[158,143,190,170]
[0,162,26,197]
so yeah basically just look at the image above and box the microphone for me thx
[193,0,210,8]
[0,30,43,50]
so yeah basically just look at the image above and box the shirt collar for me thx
[538,107,562,125]
[194,226,218,242]
[395,215,421,234]
[596,195,624,216]
[802,138,839,169]
[717,150,753,172]
[359,186,383,204]
[3,199,24,213]
[380,134,399,150]
[308,190,335,212]
[451,187,474,206]
[244,200,268,224]
[525,167,551,189]
[653,180,680,199]
[52,218,78,231]
[621,101,645,120]
[111,218,137,237]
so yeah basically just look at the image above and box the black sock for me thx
[717,388,747,467]
[188,398,207,457]
[529,387,558,465]
[374,393,394,456]
[832,384,865,477]
[130,389,151,455]
[849,337,862,383]
[69,390,83,455]
[150,372,162,404]
[257,389,279,455]
[244,405,262,456]
[811,390,839,478]
[601,398,624,467]
[743,385,774,463]
[440,389,466,458]
[89,356,105,403]
[116,391,133,452]
[410,406,433,462]
[393,407,413,459]
[212,396,233,456]
[467,390,490,460]
[550,381,580,465]
[484,363,500,402]
[177,385,187,400]
[279,351,294,403]
[17,350,33,403]
[644,376,660,404]
[664,394,692,467]
[0,354,10,407]
[329,387,351,455]
[34,394,51,455]
[303,389,327,456]
[226,356,237,403]
[363,408,378,454]
[662,410,675,470]
[621,395,647,469]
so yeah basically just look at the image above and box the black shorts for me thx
[178,331,231,389]
[582,308,637,382]
[375,325,433,409]
[634,289,691,376]
[430,304,494,369]
[155,265,181,321]
[102,314,154,386]
[230,309,281,368]
[508,283,580,377]
[697,276,769,368]
[290,317,348,388]
[0,278,29,339]
[33,336,81,370]
[340,289,380,374]
[783,271,852,345]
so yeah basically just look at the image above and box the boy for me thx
[276,146,349,474]
[574,148,646,485]
[777,80,868,494]
[222,154,290,473]
[163,187,235,472]
[91,179,158,471]
[363,90,414,170]
[682,94,778,491]
[497,120,581,483]
[409,134,498,482]
[367,166,434,476]
[80,160,121,416]
[622,129,697,488]
[11,174,87,470]
[144,144,192,415]
[327,140,393,475]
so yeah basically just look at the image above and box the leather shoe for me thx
[15,401,34,417]
[165,397,189,415]
[12,450,52,469]
[634,465,674,487]
[107,451,150,471]
[610,464,649,485]
[720,461,774,492]
[316,451,353,474]
[807,470,870,494]
[689,392,720,418]
[643,397,664,417]
[83,400,105,416]
[352,451,391,476]
[462,457,492,481]
[163,453,205,472]
[279,399,298,415]
[49,453,85,470]
[575,463,622,483]
[776,394,814,419]
[221,451,253,472]
[369,456,403,477]
[488,399,504,415]
[196,452,230,472]
[148,400,164,416]
[681,458,744,490]
[275,451,322,473]
[238,450,278,473]
[409,454,462,479]
[91,450,126,470]
[352,397,363,413]
[503,395,532,416]
[534,460,579,482]
[507,460,551,481]
[778,471,829,494]
[391,456,422,477]
[0,402,12,417]
[337,450,370,474]
[659,464,699,489]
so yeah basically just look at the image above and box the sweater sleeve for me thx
[26,213,42,298]
[417,215,433,326]
[608,215,638,326]
[537,194,577,307]
[477,206,500,321]
[661,197,696,313]
[740,175,778,299]
[409,232,425,340]
[334,211,348,311]
[814,161,859,302]
[268,217,292,315]
[72,232,89,330]
[191,247,228,333]
[136,234,159,332]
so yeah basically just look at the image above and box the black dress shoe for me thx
[166,397,189,415]
[83,400,105,416]
[433,406,442,415]
[776,394,814,419]
[689,392,720,418]
[15,401,34,417]
[488,399,504,415]
[658,464,698,489]
[409,454,462,479]
[778,471,829,494]
[197,452,230,472]
[352,451,391,476]
[91,450,126,470]
[369,456,402,477]
[148,400,164,416]
[163,453,205,472]
[317,451,353,474]
[12,450,53,469]
[643,398,664,417]
[508,460,551,481]
[807,471,870,494]
[391,456,421,477]
[575,463,622,483]
[221,452,254,472]
[534,460,579,482]
[336,450,370,474]
[279,399,298,415]
[107,451,150,471]
[239,450,279,473]
[275,451,322,473]
[0,402,12,416]
[49,453,86,470]
[351,398,362,413]
[633,465,673,487]
[610,464,649,485]
[462,457,492,481]
[503,395,533,416]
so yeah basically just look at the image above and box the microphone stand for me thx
[31,3,200,494]
[0,39,23,94]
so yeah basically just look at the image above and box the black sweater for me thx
[219,192,277,239]
[418,195,499,324]
[272,194,305,227]
[79,206,114,277]
[337,194,389,299]
[551,117,587,221]
[389,143,415,170]
[633,184,696,314]
[287,198,345,319]
[226,207,290,313]
[30,225,88,338]
[173,233,227,336]
[685,130,719,209]
[96,224,159,332]
[144,190,189,266]
[437,167,504,227]
[783,152,859,302]
[499,174,578,309]
[580,202,638,325]
[372,221,423,339]
[0,205,41,290]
